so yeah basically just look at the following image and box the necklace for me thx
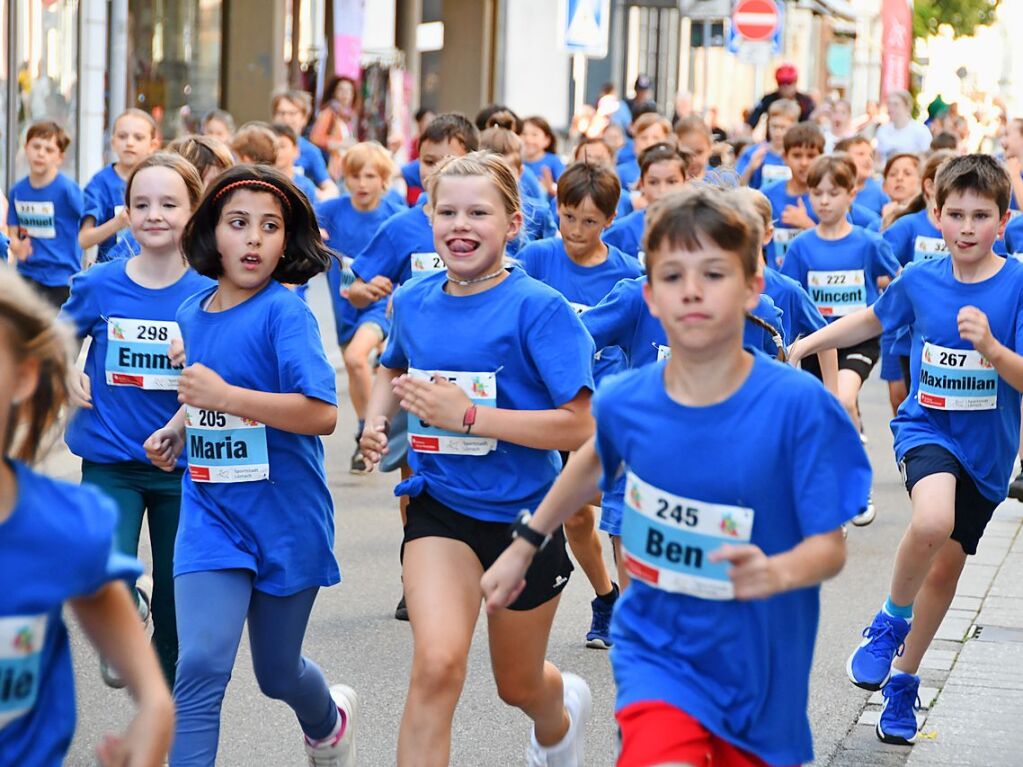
[446,267,506,286]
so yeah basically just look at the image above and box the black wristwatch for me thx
[511,510,551,552]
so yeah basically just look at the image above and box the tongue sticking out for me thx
[448,239,478,255]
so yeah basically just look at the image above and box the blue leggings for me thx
[170,570,338,767]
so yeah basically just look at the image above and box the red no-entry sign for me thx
[733,0,779,42]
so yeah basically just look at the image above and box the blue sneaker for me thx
[876,672,921,745]
[585,585,618,649]
[847,609,911,690]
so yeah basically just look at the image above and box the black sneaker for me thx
[349,444,369,475]
[394,594,409,622]
[1009,472,1023,502]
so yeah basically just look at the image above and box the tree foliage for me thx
[913,0,1000,39]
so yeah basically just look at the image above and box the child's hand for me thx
[366,275,394,300]
[69,370,93,409]
[781,199,814,229]
[631,190,649,211]
[958,305,998,358]
[358,415,390,469]
[144,427,184,472]
[116,206,131,231]
[540,166,557,197]
[481,540,534,614]
[749,143,768,171]
[95,697,173,766]
[709,543,785,600]
[393,373,473,433]
[177,363,232,411]
[9,230,32,261]
[167,338,186,369]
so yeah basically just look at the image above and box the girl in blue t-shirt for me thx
[0,270,173,767]
[521,115,564,199]
[62,153,212,690]
[143,165,356,765]
[318,142,404,474]
[482,186,869,767]
[360,153,596,766]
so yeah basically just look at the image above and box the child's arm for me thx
[346,275,393,308]
[817,347,839,396]
[358,365,406,468]
[789,308,883,366]
[482,437,604,611]
[144,406,186,471]
[393,373,593,452]
[8,227,31,261]
[79,209,129,250]
[177,363,337,435]
[738,144,767,186]
[709,528,846,600]
[960,306,1023,392]
[71,581,174,766]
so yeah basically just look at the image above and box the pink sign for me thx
[880,0,912,101]
[333,0,364,78]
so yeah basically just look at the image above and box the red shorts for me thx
[616,701,794,767]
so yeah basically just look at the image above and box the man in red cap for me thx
[746,63,816,130]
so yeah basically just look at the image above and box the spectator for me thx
[310,75,361,178]
[746,64,815,131]
[874,90,931,162]
[824,99,854,153]
[627,74,657,118]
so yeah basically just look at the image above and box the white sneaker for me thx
[304,684,358,767]
[525,673,592,767]
[852,494,876,527]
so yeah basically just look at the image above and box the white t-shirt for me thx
[875,120,932,161]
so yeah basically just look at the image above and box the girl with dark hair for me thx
[522,116,565,198]
[143,165,357,766]
[311,76,362,178]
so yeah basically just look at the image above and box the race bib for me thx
[185,406,269,482]
[14,201,55,239]
[761,163,792,184]
[808,269,866,317]
[913,235,948,263]
[0,614,47,730]
[407,368,497,455]
[656,344,671,362]
[621,471,753,599]
[410,251,445,274]
[105,318,182,390]
[772,227,799,268]
[918,342,997,411]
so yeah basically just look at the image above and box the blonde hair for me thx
[342,141,396,184]
[733,187,773,231]
[426,151,521,219]
[768,99,801,121]
[168,135,235,182]
[126,151,205,211]
[0,272,73,463]
[632,113,672,137]
[480,127,524,169]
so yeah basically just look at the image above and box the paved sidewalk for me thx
[827,501,1023,767]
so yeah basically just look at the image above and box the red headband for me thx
[212,179,292,215]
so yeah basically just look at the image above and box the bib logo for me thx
[109,320,127,341]
[628,483,643,510]
[13,627,34,654]
[471,377,491,398]
[719,513,740,538]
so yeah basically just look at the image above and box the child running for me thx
[317,142,404,473]
[0,270,174,766]
[359,152,595,767]
[80,109,160,263]
[62,152,212,690]
[517,161,642,648]
[143,165,355,766]
[521,116,564,199]
[737,98,799,189]
[789,154,1023,747]
[482,185,871,767]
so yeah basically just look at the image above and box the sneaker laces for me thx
[884,679,922,724]
[589,598,613,637]
[861,619,906,660]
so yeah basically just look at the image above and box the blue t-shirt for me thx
[6,173,83,287]
[594,356,869,766]
[0,232,8,261]
[297,136,330,187]
[616,159,640,190]
[602,209,646,263]
[1005,214,1023,255]
[350,200,438,287]
[855,177,890,216]
[780,226,899,322]
[520,167,545,202]
[519,190,557,246]
[872,256,1023,502]
[400,160,421,195]
[0,461,141,767]
[81,164,139,263]
[292,171,320,205]
[762,268,826,342]
[317,195,404,344]
[582,276,786,368]
[735,143,790,189]
[524,154,565,190]
[517,239,643,381]
[61,260,213,466]
[381,268,596,523]
[881,209,945,357]
[175,281,340,595]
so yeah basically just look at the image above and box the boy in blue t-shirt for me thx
[271,89,339,200]
[271,123,320,204]
[761,121,824,267]
[791,154,1023,747]
[79,108,158,263]
[836,135,890,215]
[736,98,799,189]
[6,122,84,308]
[483,185,869,767]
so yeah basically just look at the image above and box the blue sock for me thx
[883,596,913,620]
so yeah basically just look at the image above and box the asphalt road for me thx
[61,274,911,766]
